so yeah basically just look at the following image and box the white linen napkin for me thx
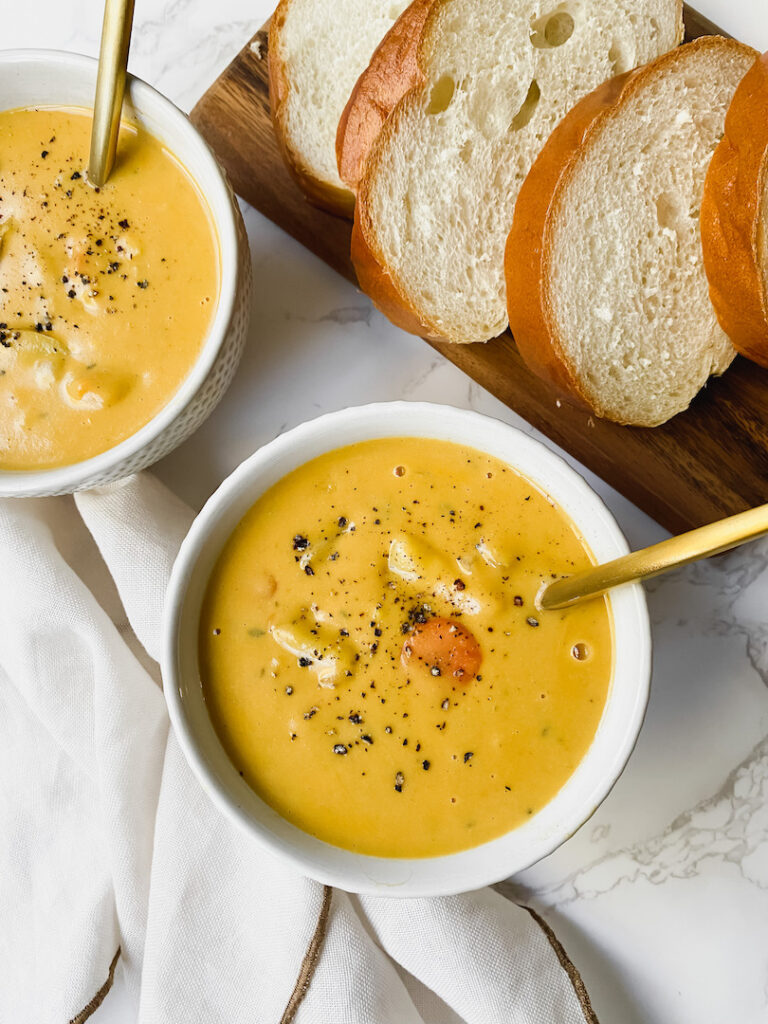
[0,472,597,1024]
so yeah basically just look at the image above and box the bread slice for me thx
[701,51,768,368]
[506,37,756,427]
[352,0,684,344]
[337,0,434,192]
[269,0,412,216]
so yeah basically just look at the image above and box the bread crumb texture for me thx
[273,0,411,192]
[547,40,756,425]
[359,0,683,343]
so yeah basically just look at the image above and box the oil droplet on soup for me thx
[199,438,613,858]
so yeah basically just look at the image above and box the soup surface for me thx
[0,107,219,469]
[199,438,613,858]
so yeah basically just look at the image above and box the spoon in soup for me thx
[88,0,135,187]
[538,502,768,610]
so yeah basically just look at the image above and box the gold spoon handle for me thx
[88,0,136,187]
[539,502,768,610]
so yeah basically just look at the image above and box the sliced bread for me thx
[701,51,768,368]
[352,0,684,344]
[505,37,757,427]
[269,0,411,216]
[337,0,434,192]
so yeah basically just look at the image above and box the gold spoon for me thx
[88,0,136,187]
[539,502,768,610]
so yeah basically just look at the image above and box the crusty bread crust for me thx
[336,0,434,192]
[351,205,446,341]
[351,0,467,342]
[505,70,634,403]
[701,51,768,367]
[269,0,356,218]
[506,36,756,421]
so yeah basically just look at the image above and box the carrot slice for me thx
[401,616,482,681]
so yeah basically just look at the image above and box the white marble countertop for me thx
[7,2,768,1021]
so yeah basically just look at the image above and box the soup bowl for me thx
[0,49,251,497]
[163,402,651,896]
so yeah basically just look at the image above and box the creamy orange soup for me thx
[0,107,219,469]
[199,438,613,858]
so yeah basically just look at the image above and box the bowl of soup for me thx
[0,50,250,496]
[163,402,651,895]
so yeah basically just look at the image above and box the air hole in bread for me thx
[655,190,684,233]
[530,7,576,49]
[546,11,575,46]
[641,293,660,321]
[427,75,456,115]
[510,80,541,132]
[609,39,631,75]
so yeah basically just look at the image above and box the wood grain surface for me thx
[190,7,768,534]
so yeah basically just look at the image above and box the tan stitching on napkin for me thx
[525,907,599,1024]
[280,885,333,1024]
[68,946,121,1024]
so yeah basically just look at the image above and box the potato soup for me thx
[0,107,219,469]
[199,437,613,858]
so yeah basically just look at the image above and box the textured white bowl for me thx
[0,49,251,497]
[163,403,651,897]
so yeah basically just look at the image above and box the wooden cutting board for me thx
[191,7,768,534]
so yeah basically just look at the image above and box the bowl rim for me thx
[0,48,239,495]
[162,402,652,897]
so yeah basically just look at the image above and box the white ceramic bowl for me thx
[0,49,251,497]
[163,403,651,896]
